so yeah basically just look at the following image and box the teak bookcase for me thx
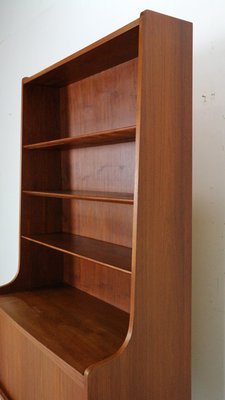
[0,10,192,400]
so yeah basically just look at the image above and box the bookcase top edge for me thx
[23,17,140,87]
[140,9,192,25]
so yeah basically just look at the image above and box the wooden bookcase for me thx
[0,10,192,400]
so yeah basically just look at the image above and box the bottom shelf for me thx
[0,286,129,375]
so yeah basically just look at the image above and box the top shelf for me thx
[23,126,136,150]
[23,21,139,87]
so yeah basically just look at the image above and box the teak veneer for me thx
[0,10,192,400]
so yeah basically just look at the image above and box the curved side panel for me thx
[0,240,64,294]
[0,80,64,295]
[0,79,25,294]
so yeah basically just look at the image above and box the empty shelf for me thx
[0,286,129,374]
[22,233,132,273]
[23,126,136,150]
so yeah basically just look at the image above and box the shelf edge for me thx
[22,190,134,205]
[23,126,136,150]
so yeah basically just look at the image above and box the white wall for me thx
[0,1,224,399]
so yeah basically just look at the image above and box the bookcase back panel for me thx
[61,142,135,193]
[21,194,132,247]
[21,196,62,236]
[22,143,135,194]
[62,200,133,248]
[22,150,62,191]
[60,58,137,136]
[23,85,60,144]
[63,256,131,312]
[19,240,63,290]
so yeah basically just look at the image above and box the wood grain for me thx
[22,85,60,144]
[63,200,133,248]
[21,150,62,192]
[21,195,62,235]
[59,59,137,136]
[61,142,135,196]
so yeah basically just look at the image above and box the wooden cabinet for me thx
[0,10,192,400]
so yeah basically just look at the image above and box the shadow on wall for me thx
[192,200,225,400]
[192,38,225,400]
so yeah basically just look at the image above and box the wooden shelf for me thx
[0,286,129,374]
[23,21,139,87]
[22,233,132,273]
[23,126,136,150]
[23,190,134,204]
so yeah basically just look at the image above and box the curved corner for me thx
[84,309,134,378]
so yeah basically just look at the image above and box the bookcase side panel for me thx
[130,11,192,400]
[86,11,192,400]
